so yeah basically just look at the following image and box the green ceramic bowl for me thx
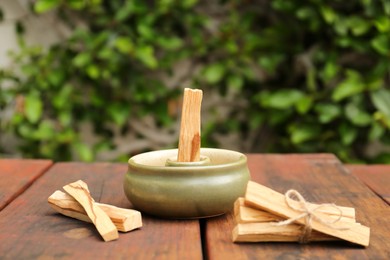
[123,148,250,218]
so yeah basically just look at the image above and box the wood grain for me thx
[63,180,119,242]
[346,164,390,205]
[177,88,203,162]
[0,159,52,211]
[204,154,390,259]
[232,222,337,242]
[245,181,369,246]
[234,197,356,224]
[0,162,203,259]
[48,190,142,232]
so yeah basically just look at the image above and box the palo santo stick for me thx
[234,198,283,223]
[232,222,337,243]
[233,199,345,242]
[236,203,356,224]
[234,198,356,224]
[63,180,118,242]
[245,181,370,246]
[234,200,356,223]
[236,197,355,219]
[177,88,203,162]
[48,190,142,232]
[96,203,142,232]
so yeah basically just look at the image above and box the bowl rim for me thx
[127,148,247,174]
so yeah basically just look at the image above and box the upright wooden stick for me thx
[177,88,203,162]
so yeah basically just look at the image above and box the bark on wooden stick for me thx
[177,88,203,162]
[48,190,142,232]
[63,180,119,242]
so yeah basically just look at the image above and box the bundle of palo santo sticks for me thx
[48,180,142,242]
[232,181,370,247]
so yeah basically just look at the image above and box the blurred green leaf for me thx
[34,0,60,13]
[348,16,371,36]
[371,35,390,55]
[321,61,339,82]
[34,120,55,140]
[290,124,321,144]
[135,45,158,69]
[115,1,135,21]
[48,70,64,87]
[74,142,94,162]
[57,129,76,143]
[361,0,372,7]
[332,71,365,101]
[261,89,304,109]
[374,111,390,128]
[73,53,91,68]
[157,37,183,50]
[90,0,102,6]
[369,122,385,141]
[339,123,358,145]
[98,48,113,61]
[87,64,100,79]
[374,16,390,32]
[268,110,292,126]
[203,63,225,84]
[258,54,284,73]
[372,153,390,164]
[227,74,244,90]
[295,96,313,114]
[25,93,43,124]
[334,18,348,35]
[296,7,315,20]
[306,68,317,92]
[137,23,154,39]
[115,37,134,54]
[249,113,265,129]
[315,103,341,123]
[225,41,238,54]
[68,0,86,10]
[271,0,294,11]
[371,88,390,118]
[108,103,130,127]
[158,0,174,10]
[320,6,337,24]
[59,112,72,127]
[345,102,371,126]
[53,84,73,109]
[182,0,198,8]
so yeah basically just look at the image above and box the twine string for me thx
[273,189,349,243]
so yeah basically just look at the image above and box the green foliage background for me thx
[0,0,389,163]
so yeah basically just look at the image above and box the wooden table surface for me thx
[0,154,389,259]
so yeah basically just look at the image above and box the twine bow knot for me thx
[273,189,348,243]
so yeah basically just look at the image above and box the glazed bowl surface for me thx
[123,148,250,218]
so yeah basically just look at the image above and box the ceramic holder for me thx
[123,148,250,219]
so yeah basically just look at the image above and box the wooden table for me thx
[1,154,389,259]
